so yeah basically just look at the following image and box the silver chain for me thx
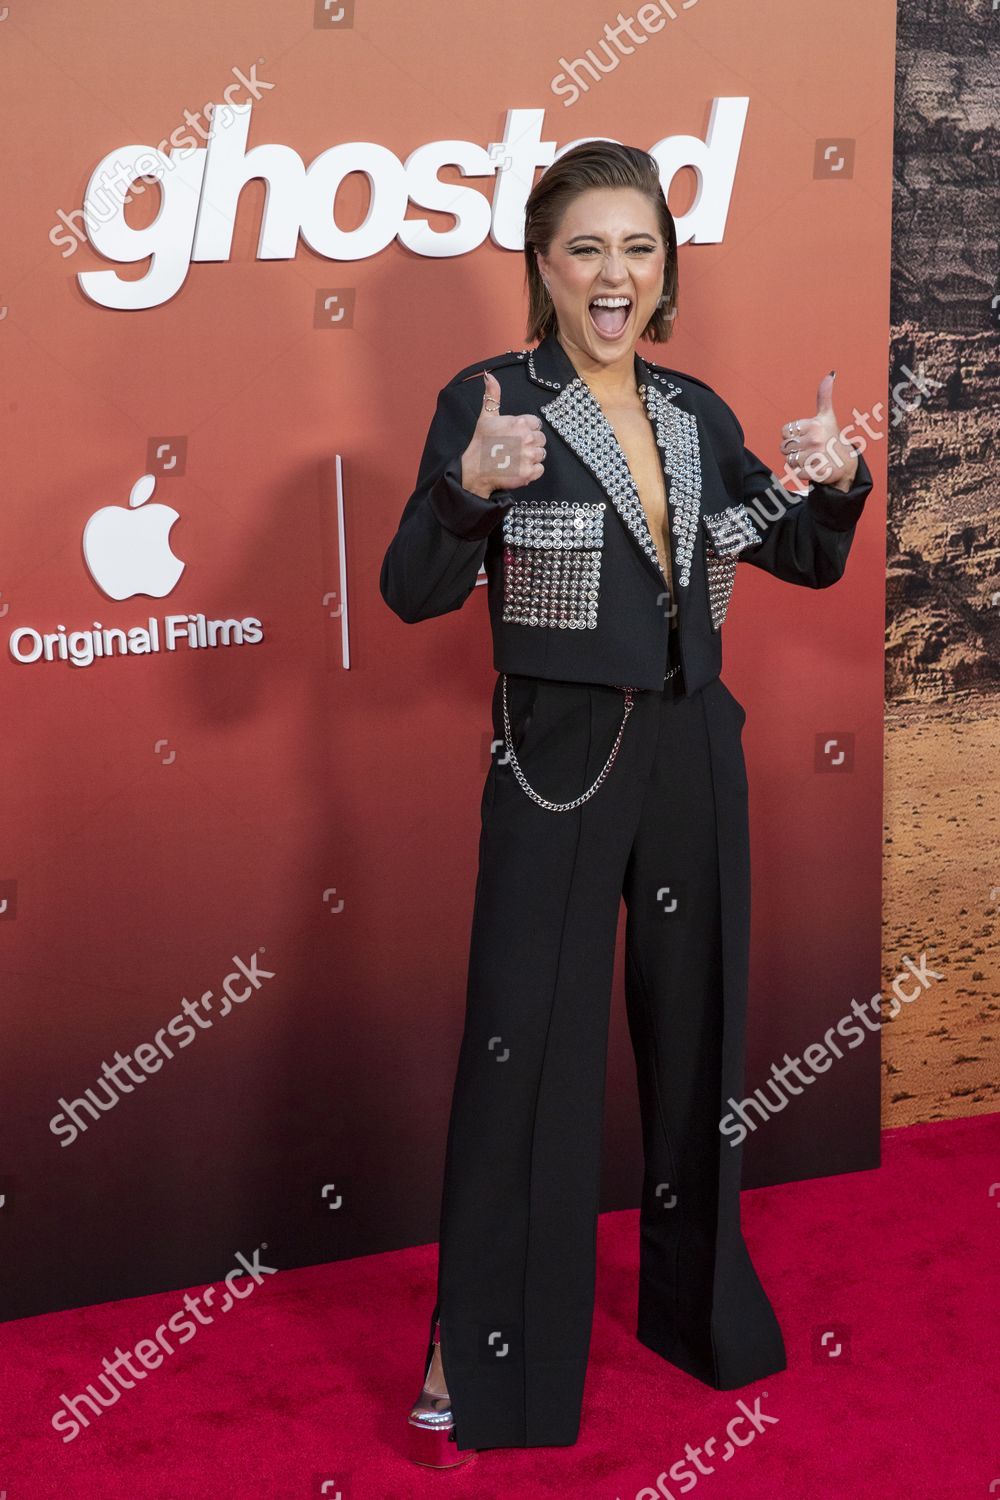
[500,673,639,813]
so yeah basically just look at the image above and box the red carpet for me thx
[3,1114,997,1499]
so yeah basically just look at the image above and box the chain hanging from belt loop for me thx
[500,674,636,813]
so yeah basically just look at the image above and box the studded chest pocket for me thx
[501,499,606,630]
[702,504,760,630]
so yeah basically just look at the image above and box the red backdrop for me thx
[0,0,894,1318]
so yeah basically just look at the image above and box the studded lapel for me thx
[636,372,703,590]
[529,340,705,592]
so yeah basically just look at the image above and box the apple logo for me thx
[83,474,185,600]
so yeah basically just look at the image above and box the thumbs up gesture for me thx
[460,370,547,499]
[779,372,860,493]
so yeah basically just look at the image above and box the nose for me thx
[596,252,630,285]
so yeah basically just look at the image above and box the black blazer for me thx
[379,329,874,694]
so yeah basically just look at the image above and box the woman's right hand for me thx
[460,370,547,498]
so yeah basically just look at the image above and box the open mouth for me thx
[588,295,632,339]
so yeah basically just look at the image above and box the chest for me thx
[601,404,670,550]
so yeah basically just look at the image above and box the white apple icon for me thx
[83,474,185,600]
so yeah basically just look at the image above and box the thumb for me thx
[816,369,836,417]
[482,369,502,415]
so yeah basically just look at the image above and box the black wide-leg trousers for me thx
[426,655,787,1453]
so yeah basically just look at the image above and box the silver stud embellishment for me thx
[705,550,739,631]
[526,347,562,390]
[638,382,703,589]
[702,504,760,555]
[646,369,684,397]
[702,505,759,630]
[501,499,605,629]
[540,378,688,589]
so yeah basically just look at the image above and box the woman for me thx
[380,141,872,1466]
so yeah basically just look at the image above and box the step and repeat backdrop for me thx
[0,0,894,1316]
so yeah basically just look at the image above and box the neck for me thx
[555,329,639,404]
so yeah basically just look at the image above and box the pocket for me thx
[501,499,605,630]
[702,504,759,631]
[496,674,609,809]
[479,758,497,822]
[497,672,540,756]
[715,676,748,729]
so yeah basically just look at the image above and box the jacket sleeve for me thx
[379,376,516,624]
[734,413,874,589]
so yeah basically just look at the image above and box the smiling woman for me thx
[522,161,685,621]
[383,139,874,1467]
[525,151,678,353]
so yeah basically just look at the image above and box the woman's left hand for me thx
[779,372,860,493]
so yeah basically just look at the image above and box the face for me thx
[534,186,667,366]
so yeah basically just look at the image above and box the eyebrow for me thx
[564,232,658,244]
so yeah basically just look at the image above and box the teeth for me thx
[590,296,631,308]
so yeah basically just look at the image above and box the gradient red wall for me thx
[0,0,894,1317]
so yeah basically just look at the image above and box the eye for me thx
[567,244,656,256]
